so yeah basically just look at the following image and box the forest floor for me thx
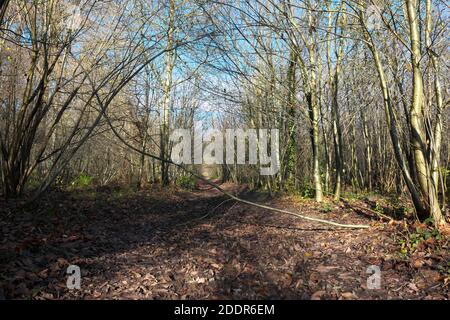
[0,182,449,300]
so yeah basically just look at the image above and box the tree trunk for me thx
[160,0,176,186]
[405,0,445,226]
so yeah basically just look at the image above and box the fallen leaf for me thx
[341,292,357,299]
[311,290,326,300]
[408,283,419,292]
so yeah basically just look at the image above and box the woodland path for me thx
[0,182,448,299]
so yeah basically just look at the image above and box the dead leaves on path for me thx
[0,187,449,300]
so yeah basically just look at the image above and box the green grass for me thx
[70,174,93,189]
[177,175,196,190]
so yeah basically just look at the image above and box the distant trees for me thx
[0,0,447,228]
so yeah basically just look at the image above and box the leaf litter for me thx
[0,183,448,300]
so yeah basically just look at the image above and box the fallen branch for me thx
[175,198,234,227]
[342,199,394,222]
[320,190,394,222]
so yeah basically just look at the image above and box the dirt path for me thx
[0,183,448,299]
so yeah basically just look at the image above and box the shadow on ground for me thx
[0,184,448,299]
